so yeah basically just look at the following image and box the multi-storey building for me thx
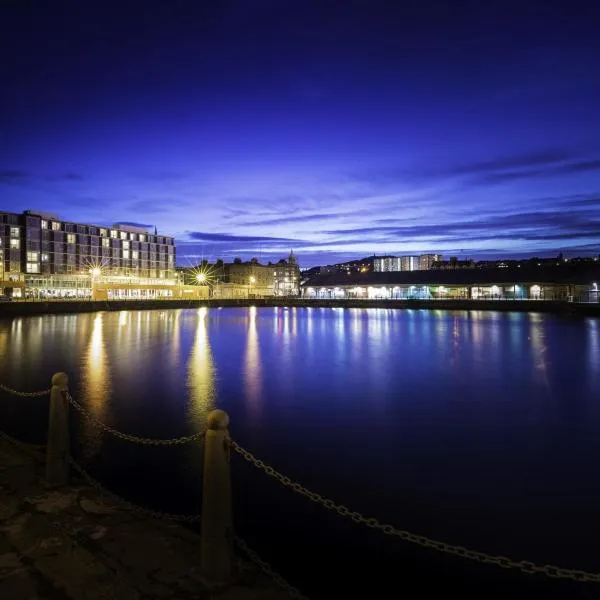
[374,255,424,272]
[419,254,442,270]
[373,256,401,272]
[0,210,178,299]
[221,251,300,297]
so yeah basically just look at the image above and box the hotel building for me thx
[0,210,182,299]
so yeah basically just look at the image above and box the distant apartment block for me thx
[374,254,441,272]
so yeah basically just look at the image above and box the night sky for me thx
[1,1,600,267]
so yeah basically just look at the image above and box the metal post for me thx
[201,409,233,583]
[45,372,70,487]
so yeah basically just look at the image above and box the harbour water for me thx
[1,307,599,598]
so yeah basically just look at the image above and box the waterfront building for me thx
[0,210,185,299]
[301,263,600,302]
[222,251,300,297]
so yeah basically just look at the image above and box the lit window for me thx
[26,251,38,261]
[102,238,110,248]
[132,250,139,260]
[10,227,19,237]
[41,220,48,229]
[110,230,117,238]
[139,234,145,242]
[10,239,20,249]
[67,233,76,244]
[99,228,107,237]
[26,263,40,273]
[51,221,61,231]
[123,250,130,259]
[122,240,130,250]
[41,253,49,262]
[130,232,137,241]
[120,231,127,240]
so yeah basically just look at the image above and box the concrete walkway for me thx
[0,437,290,599]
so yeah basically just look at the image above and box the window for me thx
[120,231,127,240]
[132,250,139,260]
[26,251,38,262]
[100,228,107,237]
[67,234,76,244]
[110,230,117,239]
[139,234,145,242]
[130,232,137,241]
[123,250,130,259]
[122,240,130,250]
[41,220,48,229]
[26,263,40,273]
[41,253,49,262]
[102,238,110,248]
[10,239,20,249]
[10,227,19,237]
[51,221,61,231]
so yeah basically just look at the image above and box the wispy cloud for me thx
[186,231,304,244]
[0,169,29,184]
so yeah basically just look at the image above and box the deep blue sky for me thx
[1,0,600,267]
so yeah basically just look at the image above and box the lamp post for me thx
[89,267,101,301]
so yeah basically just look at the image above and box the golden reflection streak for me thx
[187,307,216,425]
[81,313,112,458]
[244,306,262,413]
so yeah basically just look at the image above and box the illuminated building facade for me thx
[302,265,600,302]
[222,251,300,297]
[0,210,178,299]
[374,254,440,272]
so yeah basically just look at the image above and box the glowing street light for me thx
[249,276,256,284]
[90,267,101,278]
[196,273,207,284]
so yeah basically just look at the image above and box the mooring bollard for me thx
[201,409,233,583]
[45,372,70,487]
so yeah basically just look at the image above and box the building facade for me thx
[374,254,437,272]
[301,265,600,303]
[221,252,300,297]
[0,210,177,299]
[419,254,442,270]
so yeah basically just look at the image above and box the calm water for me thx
[1,307,600,599]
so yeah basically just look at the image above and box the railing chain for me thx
[68,456,201,523]
[234,535,310,600]
[67,392,206,446]
[230,440,600,584]
[0,383,51,397]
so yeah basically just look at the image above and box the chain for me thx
[67,392,206,446]
[67,456,202,523]
[230,440,600,584]
[0,383,51,397]
[234,535,310,600]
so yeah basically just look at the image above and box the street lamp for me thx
[89,267,101,301]
[196,273,207,284]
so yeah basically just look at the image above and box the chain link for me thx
[234,535,310,600]
[230,440,600,584]
[67,392,206,446]
[67,455,202,523]
[0,383,51,397]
